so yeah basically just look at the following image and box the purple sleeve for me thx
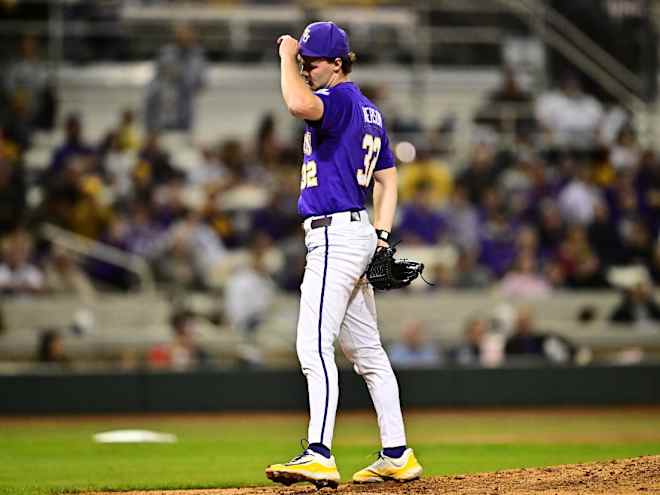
[314,90,350,133]
[375,132,395,171]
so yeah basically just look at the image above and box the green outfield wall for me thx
[1,365,659,413]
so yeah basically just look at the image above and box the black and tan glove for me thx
[366,246,425,290]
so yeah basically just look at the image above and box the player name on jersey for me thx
[362,106,383,127]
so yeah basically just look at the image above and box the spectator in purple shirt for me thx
[123,201,169,258]
[444,182,479,255]
[478,217,518,278]
[397,182,445,245]
[477,190,518,277]
[47,114,94,177]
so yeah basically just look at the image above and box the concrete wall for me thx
[2,365,658,413]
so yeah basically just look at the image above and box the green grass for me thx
[0,408,659,495]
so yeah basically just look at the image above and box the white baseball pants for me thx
[296,210,407,449]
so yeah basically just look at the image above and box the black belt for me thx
[309,211,362,229]
[310,217,332,229]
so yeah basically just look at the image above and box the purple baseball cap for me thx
[298,21,350,59]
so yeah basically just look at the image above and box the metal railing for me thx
[496,0,647,111]
[41,223,155,293]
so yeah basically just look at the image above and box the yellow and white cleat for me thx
[266,449,341,489]
[352,448,423,483]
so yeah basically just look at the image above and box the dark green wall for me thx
[1,365,659,414]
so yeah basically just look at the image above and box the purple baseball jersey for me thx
[298,81,395,217]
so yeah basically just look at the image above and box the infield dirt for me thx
[85,454,660,495]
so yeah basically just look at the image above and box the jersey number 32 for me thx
[357,133,381,187]
[301,133,382,190]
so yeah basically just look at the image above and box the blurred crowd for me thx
[1,27,660,371]
[2,32,660,301]
[388,305,585,370]
[391,68,660,298]
[0,31,302,302]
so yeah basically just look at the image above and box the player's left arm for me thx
[277,35,323,120]
[372,167,397,248]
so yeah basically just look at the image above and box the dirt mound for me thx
[85,455,660,495]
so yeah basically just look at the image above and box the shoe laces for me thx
[365,450,386,466]
[372,450,405,467]
[289,439,311,463]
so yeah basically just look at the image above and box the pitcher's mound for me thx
[86,454,660,495]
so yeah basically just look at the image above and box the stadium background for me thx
[0,1,660,378]
[1,0,660,377]
[0,1,659,494]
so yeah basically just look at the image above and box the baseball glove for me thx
[366,246,425,290]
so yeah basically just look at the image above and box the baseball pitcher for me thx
[266,21,423,489]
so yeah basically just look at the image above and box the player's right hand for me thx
[277,35,299,59]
